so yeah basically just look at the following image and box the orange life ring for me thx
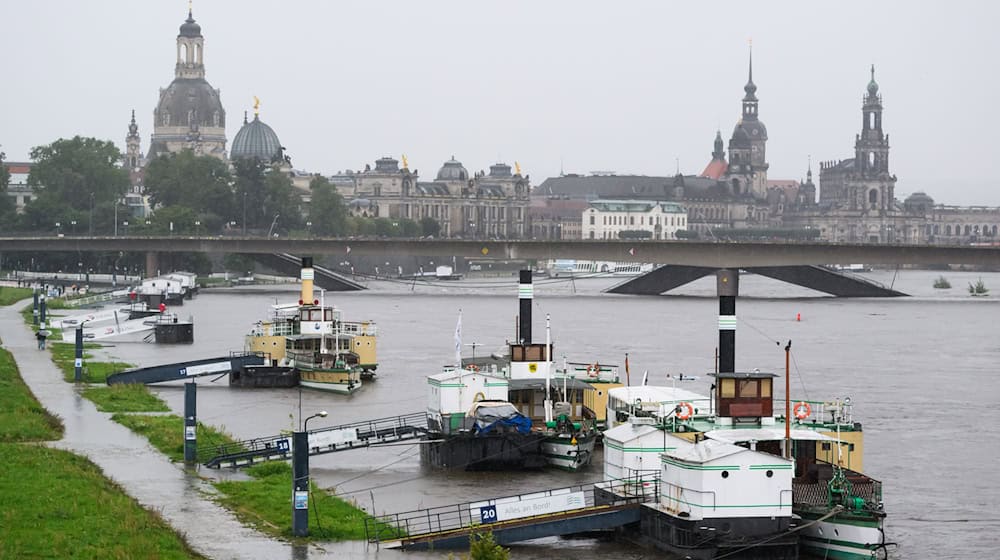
[793,401,811,420]
[466,364,479,372]
[676,402,694,420]
[588,363,600,378]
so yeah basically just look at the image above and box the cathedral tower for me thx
[845,66,895,213]
[726,47,769,199]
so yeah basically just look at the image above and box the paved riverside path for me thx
[0,301,330,560]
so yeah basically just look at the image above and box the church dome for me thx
[436,156,468,181]
[179,12,202,37]
[154,78,225,130]
[231,114,282,161]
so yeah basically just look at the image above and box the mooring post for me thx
[291,430,310,536]
[716,269,739,373]
[74,327,84,382]
[184,381,197,464]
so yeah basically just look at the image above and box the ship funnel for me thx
[716,269,738,373]
[518,270,532,344]
[300,257,315,305]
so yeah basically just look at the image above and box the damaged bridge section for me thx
[607,265,906,297]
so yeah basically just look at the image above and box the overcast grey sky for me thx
[3,1,998,204]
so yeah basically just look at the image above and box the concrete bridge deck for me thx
[2,236,1000,268]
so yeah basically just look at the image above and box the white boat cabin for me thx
[426,368,509,434]
[506,342,555,380]
[605,386,712,430]
[657,437,793,521]
[603,418,674,482]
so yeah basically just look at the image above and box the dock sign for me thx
[472,491,586,524]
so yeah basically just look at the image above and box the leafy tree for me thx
[467,531,509,560]
[373,217,398,237]
[223,254,256,275]
[399,218,420,238]
[25,137,128,231]
[263,166,303,234]
[0,151,17,230]
[419,216,441,238]
[307,176,348,236]
[146,205,198,235]
[233,159,302,233]
[143,150,233,222]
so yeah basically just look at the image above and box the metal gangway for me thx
[364,477,658,550]
[201,411,428,469]
[106,352,266,385]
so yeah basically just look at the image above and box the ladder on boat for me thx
[200,411,428,469]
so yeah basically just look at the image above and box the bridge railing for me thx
[364,475,659,545]
[199,411,427,468]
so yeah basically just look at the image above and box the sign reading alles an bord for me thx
[472,491,585,524]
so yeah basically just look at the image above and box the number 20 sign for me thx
[479,505,498,523]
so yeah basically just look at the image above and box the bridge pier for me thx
[145,252,160,278]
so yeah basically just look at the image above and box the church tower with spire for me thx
[725,47,769,200]
[125,110,141,170]
[848,65,895,212]
[148,6,227,160]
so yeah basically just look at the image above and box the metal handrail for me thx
[364,475,659,545]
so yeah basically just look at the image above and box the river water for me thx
[89,268,999,559]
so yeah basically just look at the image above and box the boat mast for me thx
[784,340,791,459]
[545,313,553,424]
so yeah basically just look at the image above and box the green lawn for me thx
[110,414,243,462]
[50,342,134,383]
[0,443,205,560]
[0,348,63,441]
[212,462,385,541]
[0,344,203,559]
[81,384,171,413]
[0,286,33,306]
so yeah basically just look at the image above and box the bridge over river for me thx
[4,236,998,296]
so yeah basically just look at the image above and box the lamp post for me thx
[114,201,119,236]
[242,192,247,236]
[89,192,94,236]
[194,220,201,237]
[293,410,328,537]
[55,222,61,236]
[306,221,312,239]
[122,221,129,236]
[70,220,77,235]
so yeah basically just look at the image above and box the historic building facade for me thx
[581,200,687,240]
[333,156,530,238]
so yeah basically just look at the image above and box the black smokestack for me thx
[716,269,738,373]
[519,270,532,344]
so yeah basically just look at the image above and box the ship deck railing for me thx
[364,475,659,547]
[200,411,427,469]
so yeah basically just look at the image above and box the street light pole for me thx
[293,410,328,537]
[242,192,247,236]
[89,192,94,236]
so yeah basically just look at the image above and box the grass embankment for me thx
[0,348,63,441]
[50,342,134,383]
[110,414,243,462]
[82,384,171,413]
[213,462,387,541]
[0,286,33,306]
[0,348,204,559]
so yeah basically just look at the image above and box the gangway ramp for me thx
[201,411,428,469]
[365,478,657,550]
[106,353,265,385]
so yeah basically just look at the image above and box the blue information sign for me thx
[479,505,498,523]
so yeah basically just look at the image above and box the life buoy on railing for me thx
[793,401,812,420]
[588,362,600,378]
[473,392,486,402]
[676,402,694,420]
[466,364,479,372]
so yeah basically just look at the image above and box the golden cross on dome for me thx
[253,96,260,116]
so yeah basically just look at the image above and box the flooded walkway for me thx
[0,301,337,560]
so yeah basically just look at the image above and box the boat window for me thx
[738,379,758,397]
[324,309,334,321]
[760,379,772,398]
[720,379,736,398]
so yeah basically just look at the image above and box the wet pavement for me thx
[0,301,338,560]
